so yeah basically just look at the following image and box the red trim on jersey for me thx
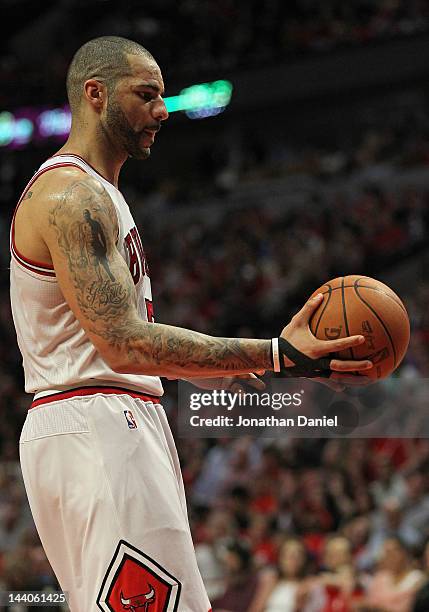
[30,386,162,409]
[11,162,84,276]
[12,255,56,278]
[51,153,112,185]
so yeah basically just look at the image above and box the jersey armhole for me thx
[10,162,86,276]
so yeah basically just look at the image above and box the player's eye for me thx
[139,92,154,102]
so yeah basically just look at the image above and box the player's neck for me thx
[56,125,127,188]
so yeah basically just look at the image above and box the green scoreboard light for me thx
[165,80,233,118]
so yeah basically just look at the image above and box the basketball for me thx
[309,275,410,380]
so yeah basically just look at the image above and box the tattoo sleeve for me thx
[48,175,273,377]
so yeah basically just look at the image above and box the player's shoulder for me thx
[30,165,107,207]
[26,165,117,230]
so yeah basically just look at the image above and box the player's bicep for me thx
[44,175,139,364]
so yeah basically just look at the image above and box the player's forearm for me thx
[106,319,273,377]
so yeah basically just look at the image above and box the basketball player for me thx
[10,37,372,611]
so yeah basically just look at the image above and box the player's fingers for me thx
[234,372,264,379]
[319,335,365,353]
[235,373,266,390]
[330,359,373,372]
[247,377,266,390]
[294,293,324,324]
[226,373,266,391]
[229,382,245,394]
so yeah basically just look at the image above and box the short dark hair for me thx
[66,36,154,113]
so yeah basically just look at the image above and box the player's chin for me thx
[129,146,151,160]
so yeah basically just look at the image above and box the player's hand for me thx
[186,372,266,392]
[225,372,266,393]
[280,293,373,375]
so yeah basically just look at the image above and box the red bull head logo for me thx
[96,541,181,612]
[120,585,155,611]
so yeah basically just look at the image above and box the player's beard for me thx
[103,96,150,160]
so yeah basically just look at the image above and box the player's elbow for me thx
[102,346,158,376]
[91,320,161,375]
[108,359,136,374]
[91,346,119,373]
[90,341,130,374]
[108,358,159,376]
[99,348,135,374]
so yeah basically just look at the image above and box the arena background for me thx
[1,1,429,610]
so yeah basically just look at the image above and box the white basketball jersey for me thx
[10,154,163,398]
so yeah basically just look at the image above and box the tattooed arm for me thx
[43,171,370,378]
[43,171,273,377]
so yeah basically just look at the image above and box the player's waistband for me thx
[30,385,162,409]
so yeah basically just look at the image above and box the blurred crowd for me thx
[0,55,429,612]
[2,0,429,106]
[189,439,429,611]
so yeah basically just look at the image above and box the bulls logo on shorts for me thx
[97,540,181,612]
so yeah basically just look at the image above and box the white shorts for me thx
[19,386,212,612]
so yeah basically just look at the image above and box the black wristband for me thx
[278,337,332,378]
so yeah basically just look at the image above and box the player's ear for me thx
[83,79,105,112]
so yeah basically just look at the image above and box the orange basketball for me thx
[309,275,410,380]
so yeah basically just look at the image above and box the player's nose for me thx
[153,99,169,122]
